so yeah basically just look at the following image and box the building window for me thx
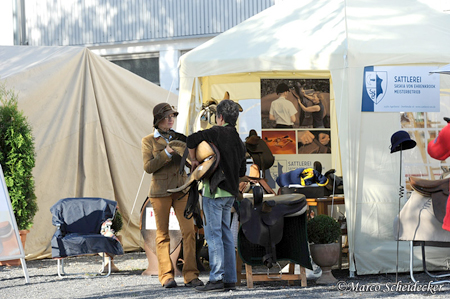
[104,53,160,85]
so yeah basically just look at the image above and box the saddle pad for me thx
[285,205,307,217]
[279,186,325,198]
[394,190,450,242]
[238,213,313,270]
[409,176,449,223]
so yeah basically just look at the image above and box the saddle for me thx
[409,176,449,223]
[194,92,243,132]
[167,141,220,193]
[239,186,307,268]
[245,130,274,178]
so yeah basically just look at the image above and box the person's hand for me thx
[190,159,199,172]
[298,131,315,145]
[166,144,174,154]
[318,133,330,145]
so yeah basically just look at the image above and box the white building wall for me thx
[20,0,275,94]
[90,36,212,93]
[23,0,275,46]
[0,0,14,45]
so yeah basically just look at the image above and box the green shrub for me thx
[0,84,37,230]
[111,209,123,233]
[307,214,341,244]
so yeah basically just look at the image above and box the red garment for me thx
[443,194,450,231]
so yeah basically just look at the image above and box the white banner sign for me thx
[362,66,440,112]
[0,165,24,261]
[145,207,180,230]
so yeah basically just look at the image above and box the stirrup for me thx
[267,262,282,279]
[262,253,274,268]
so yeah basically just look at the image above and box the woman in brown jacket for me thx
[141,103,203,289]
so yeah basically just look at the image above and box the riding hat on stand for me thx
[390,130,416,153]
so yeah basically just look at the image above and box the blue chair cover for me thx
[50,197,124,258]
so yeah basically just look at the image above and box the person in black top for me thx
[293,88,325,128]
[187,99,247,292]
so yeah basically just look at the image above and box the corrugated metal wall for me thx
[24,0,275,46]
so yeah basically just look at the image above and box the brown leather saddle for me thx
[409,176,449,223]
[239,186,306,268]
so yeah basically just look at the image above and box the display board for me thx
[260,78,332,191]
[361,66,440,112]
[0,164,29,282]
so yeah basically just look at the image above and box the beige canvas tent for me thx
[0,46,177,259]
[178,0,450,275]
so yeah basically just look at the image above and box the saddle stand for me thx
[237,186,312,288]
[395,178,450,285]
[409,241,450,285]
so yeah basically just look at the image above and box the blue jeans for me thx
[202,196,237,283]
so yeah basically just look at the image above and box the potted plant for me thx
[307,214,342,284]
[0,85,37,266]
[100,207,123,273]
[111,209,123,238]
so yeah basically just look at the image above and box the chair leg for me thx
[300,265,307,287]
[409,241,450,285]
[245,264,254,288]
[338,235,343,269]
[288,263,295,286]
[409,241,417,283]
[420,242,450,282]
[56,254,112,278]
[99,253,112,278]
[236,250,244,286]
[57,258,66,278]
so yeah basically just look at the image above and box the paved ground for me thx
[1,251,450,298]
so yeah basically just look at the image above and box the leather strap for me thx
[258,179,276,195]
[179,146,189,174]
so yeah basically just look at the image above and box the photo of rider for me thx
[260,79,330,129]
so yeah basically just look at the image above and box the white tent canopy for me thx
[178,0,450,275]
[1,46,177,259]
[430,64,450,75]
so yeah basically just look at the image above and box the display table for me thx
[306,196,345,215]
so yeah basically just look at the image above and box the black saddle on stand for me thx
[239,186,307,268]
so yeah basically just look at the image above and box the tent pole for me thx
[126,171,146,229]
[395,148,403,283]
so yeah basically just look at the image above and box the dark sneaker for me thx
[163,278,177,288]
[185,278,204,287]
[195,280,224,292]
[224,282,236,290]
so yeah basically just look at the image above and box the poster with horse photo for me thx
[260,78,331,129]
[259,78,332,192]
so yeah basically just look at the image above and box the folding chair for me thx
[50,197,124,278]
